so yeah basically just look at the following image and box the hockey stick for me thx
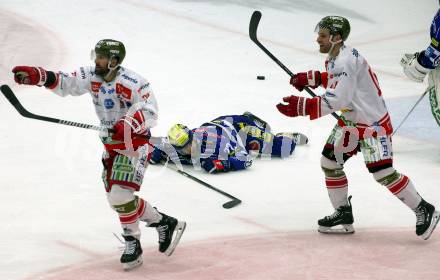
[1,84,241,209]
[0,84,152,141]
[166,163,242,209]
[1,84,113,132]
[392,86,431,136]
[249,10,340,121]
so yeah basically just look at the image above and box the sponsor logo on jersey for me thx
[91,81,102,93]
[116,83,132,99]
[79,67,86,79]
[352,48,359,58]
[121,74,138,84]
[108,88,115,95]
[104,99,115,109]
[331,71,348,78]
[325,91,336,97]
[137,83,150,95]
[101,119,117,126]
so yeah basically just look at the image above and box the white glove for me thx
[400,52,430,83]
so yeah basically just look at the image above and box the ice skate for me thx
[276,132,308,145]
[150,213,186,256]
[318,195,354,234]
[120,235,143,270]
[414,199,440,240]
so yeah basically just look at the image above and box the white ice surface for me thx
[0,0,439,279]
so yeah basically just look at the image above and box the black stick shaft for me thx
[249,11,340,120]
[166,163,241,209]
[0,84,152,139]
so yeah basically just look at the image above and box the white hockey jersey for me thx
[312,45,393,137]
[49,66,158,149]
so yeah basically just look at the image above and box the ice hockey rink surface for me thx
[0,0,439,279]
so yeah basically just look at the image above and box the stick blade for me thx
[249,10,262,42]
[222,199,242,209]
[0,84,30,116]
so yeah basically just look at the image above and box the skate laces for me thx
[327,209,342,220]
[156,225,168,242]
[123,239,137,255]
[415,207,426,226]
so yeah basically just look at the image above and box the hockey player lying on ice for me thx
[275,16,439,240]
[149,112,308,173]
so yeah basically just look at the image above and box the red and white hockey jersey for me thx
[309,45,393,138]
[49,66,158,149]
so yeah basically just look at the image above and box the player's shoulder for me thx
[117,67,148,86]
[339,45,363,61]
[336,45,365,71]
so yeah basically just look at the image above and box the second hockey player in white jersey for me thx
[12,39,186,270]
[276,16,439,240]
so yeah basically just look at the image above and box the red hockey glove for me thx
[202,159,230,174]
[276,95,311,117]
[290,70,322,91]
[12,66,49,86]
[112,111,148,142]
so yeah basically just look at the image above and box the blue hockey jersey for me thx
[419,9,440,69]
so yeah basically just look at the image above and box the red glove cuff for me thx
[305,97,321,120]
[320,72,328,88]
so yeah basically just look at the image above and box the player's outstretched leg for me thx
[414,199,440,240]
[318,195,354,234]
[120,235,143,270]
[149,212,186,256]
[275,132,308,145]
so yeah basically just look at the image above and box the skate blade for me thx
[422,210,440,240]
[164,221,186,256]
[122,255,143,271]
[318,224,355,234]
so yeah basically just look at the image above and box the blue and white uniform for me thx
[419,9,440,69]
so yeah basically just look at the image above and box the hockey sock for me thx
[323,167,349,209]
[113,196,146,237]
[375,170,422,210]
[138,199,162,225]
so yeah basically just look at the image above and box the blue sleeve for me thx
[228,157,251,170]
[419,9,440,69]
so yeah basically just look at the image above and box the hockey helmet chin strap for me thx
[328,35,343,57]
[103,57,120,81]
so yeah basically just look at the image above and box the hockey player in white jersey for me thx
[12,39,186,270]
[276,16,439,239]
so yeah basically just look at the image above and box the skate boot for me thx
[120,235,143,270]
[318,195,354,234]
[414,199,440,240]
[149,213,186,256]
[275,132,308,145]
